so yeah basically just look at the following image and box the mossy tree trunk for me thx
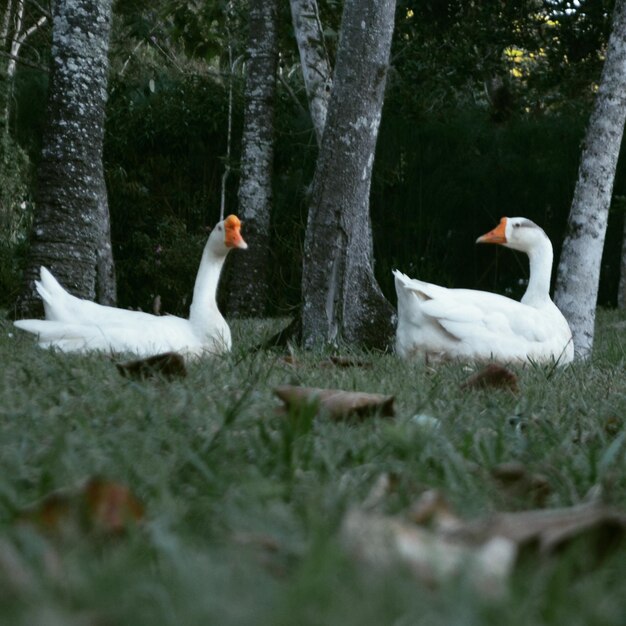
[15,0,115,318]
[221,0,277,318]
[300,0,397,351]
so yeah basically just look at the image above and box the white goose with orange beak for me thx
[393,217,574,364]
[14,215,247,358]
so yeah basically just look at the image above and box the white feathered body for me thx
[393,270,573,364]
[14,215,246,358]
[393,217,574,365]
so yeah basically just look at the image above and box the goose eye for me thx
[513,223,520,228]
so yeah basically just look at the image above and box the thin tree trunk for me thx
[0,0,12,50]
[221,0,277,317]
[618,204,626,308]
[301,0,397,351]
[554,0,626,359]
[15,0,115,317]
[0,0,45,245]
[0,0,14,135]
[289,0,332,145]
[5,1,46,125]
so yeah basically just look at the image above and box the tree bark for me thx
[301,0,397,351]
[221,0,277,318]
[4,1,47,125]
[554,0,626,359]
[15,0,115,317]
[619,212,626,309]
[0,0,45,246]
[0,1,12,52]
[289,0,332,145]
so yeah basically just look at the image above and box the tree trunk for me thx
[221,0,277,318]
[15,0,115,318]
[0,1,12,51]
[619,211,626,309]
[289,0,332,145]
[554,0,626,359]
[4,1,47,125]
[0,0,13,136]
[0,0,44,246]
[301,0,397,351]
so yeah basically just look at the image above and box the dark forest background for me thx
[1,0,622,316]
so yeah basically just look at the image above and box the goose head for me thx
[208,214,248,256]
[476,217,548,253]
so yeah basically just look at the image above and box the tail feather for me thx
[38,266,70,300]
[35,267,74,321]
[393,269,430,304]
[14,319,112,352]
[34,279,57,320]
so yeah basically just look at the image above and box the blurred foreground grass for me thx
[1,310,626,625]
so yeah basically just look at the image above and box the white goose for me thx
[14,214,247,358]
[394,217,574,365]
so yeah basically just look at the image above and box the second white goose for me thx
[394,217,574,365]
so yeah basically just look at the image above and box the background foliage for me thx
[1,0,624,315]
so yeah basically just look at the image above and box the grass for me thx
[1,310,626,625]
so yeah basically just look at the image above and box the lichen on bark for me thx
[301,0,397,351]
[15,0,115,317]
[554,0,626,359]
[220,0,277,318]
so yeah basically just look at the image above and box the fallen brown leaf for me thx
[83,478,145,534]
[460,364,519,393]
[18,477,144,538]
[116,351,187,381]
[452,501,626,555]
[322,355,373,368]
[279,354,298,367]
[273,384,395,421]
[342,509,516,598]
[491,461,551,507]
[342,484,626,597]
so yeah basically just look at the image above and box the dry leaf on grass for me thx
[460,364,519,393]
[452,501,626,555]
[491,461,551,507]
[322,355,373,368]
[116,351,187,381]
[342,488,626,597]
[342,508,516,598]
[18,477,145,538]
[273,384,395,421]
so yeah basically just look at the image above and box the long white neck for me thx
[521,236,553,307]
[188,243,226,325]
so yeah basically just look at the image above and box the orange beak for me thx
[476,217,507,245]
[224,214,248,249]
